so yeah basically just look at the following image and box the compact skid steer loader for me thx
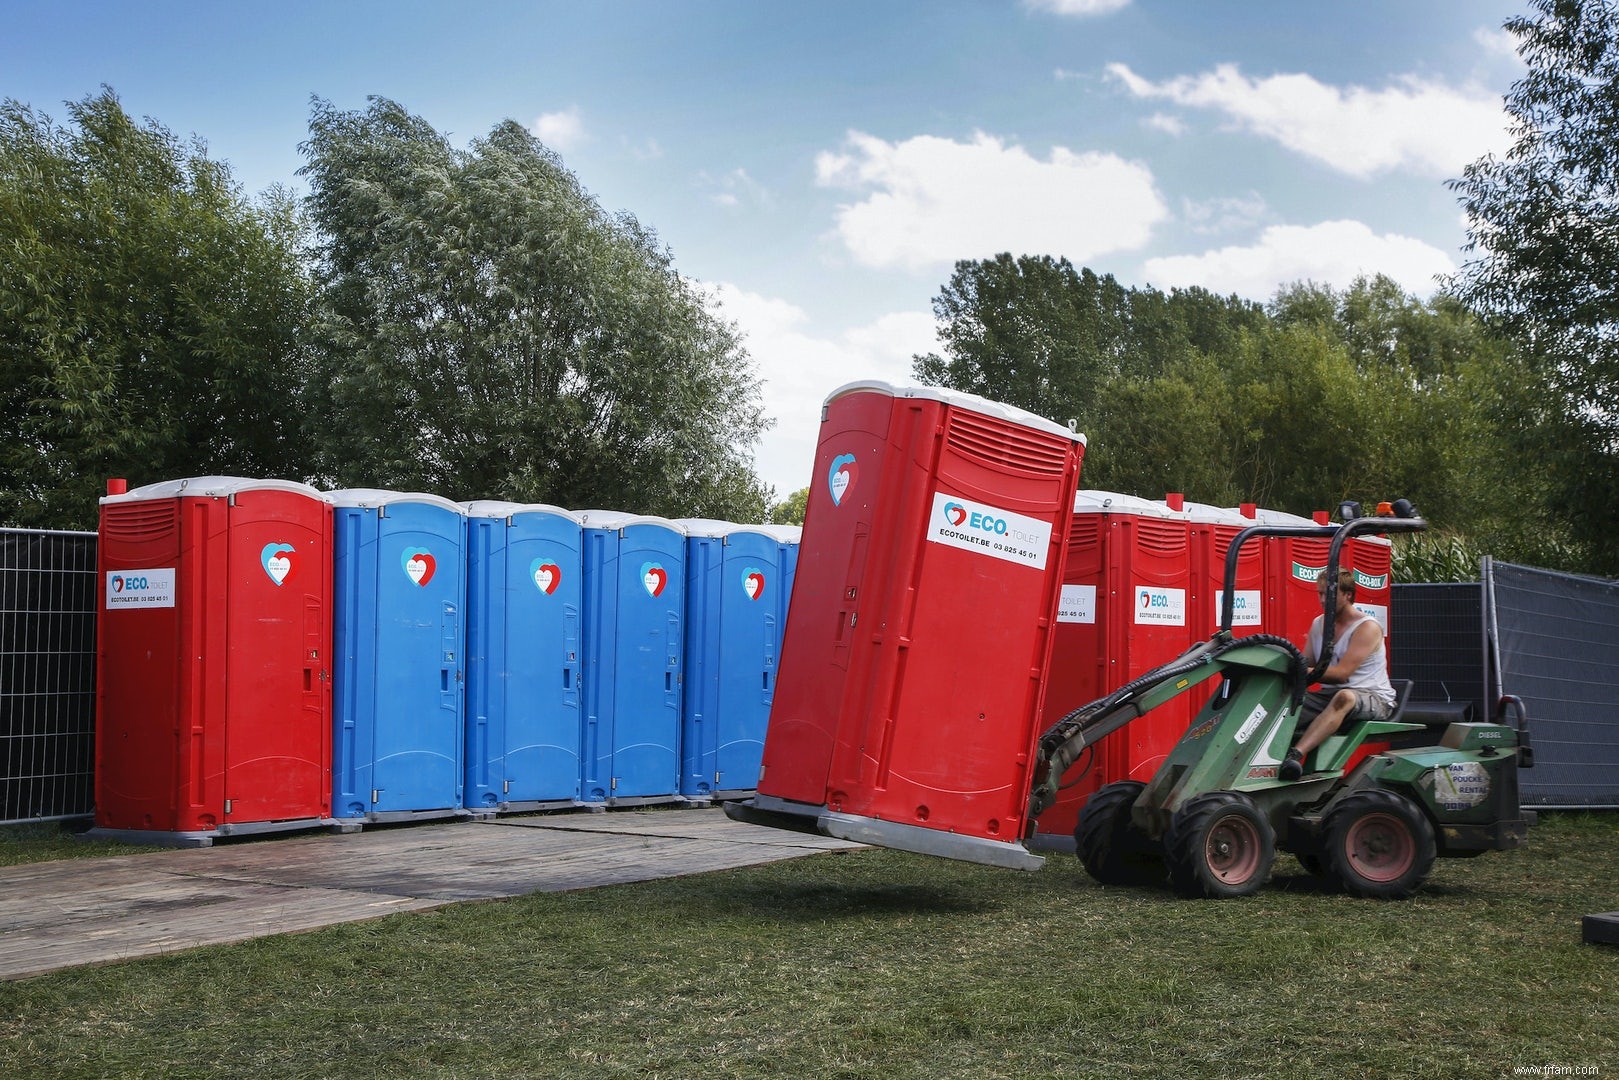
[730,500,1534,899]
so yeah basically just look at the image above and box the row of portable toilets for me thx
[88,382,1398,850]
[91,480,799,842]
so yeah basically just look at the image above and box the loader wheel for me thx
[1074,780,1161,886]
[1165,792,1275,899]
[1321,789,1436,899]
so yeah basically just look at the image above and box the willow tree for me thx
[298,97,770,518]
[0,89,311,528]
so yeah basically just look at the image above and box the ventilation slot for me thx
[1137,519,1188,557]
[944,412,1071,476]
[101,502,178,542]
[1067,517,1102,551]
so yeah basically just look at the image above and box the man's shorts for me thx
[1300,686,1394,725]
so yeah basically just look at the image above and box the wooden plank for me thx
[495,805,862,849]
[0,807,864,981]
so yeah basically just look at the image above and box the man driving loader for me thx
[1279,568,1397,781]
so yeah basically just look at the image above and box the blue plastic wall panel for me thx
[580,518,685,801]
[331,497,465,817]
[681,529,782,797]
[463,508,583,808]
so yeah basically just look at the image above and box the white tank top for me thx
[1308,612,1396,707]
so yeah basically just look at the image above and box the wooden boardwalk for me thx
[0,807,859,981]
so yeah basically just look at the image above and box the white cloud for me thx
[698,281,939,495]
[1106,62,1508,179]
[1145,112,1186,136]
[531,106,585,150]
[1142,220,1454,300]
[626,136,663,161]
[1025,0,1131,15]
[1474,25,1520,61]
[815,130,1168,272]
[1181,193,1269,236]
[704,167,770,209]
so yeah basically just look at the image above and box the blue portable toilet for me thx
[577,511,687,805]
[761,524,802,616]
[327,489,466,822]
[462,501,584,812]
[677,519,785,800]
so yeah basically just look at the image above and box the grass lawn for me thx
[1,813,1615,1079]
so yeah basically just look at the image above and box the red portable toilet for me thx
[1241,505,1324,646]
[1034,491,1193,850]
[1244,505,1392,662]
[92,476,332,845]
[1345,533,1393,640]
[738,380,1085,869]
[1184,500,1266,640]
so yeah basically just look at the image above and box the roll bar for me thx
[1218,506,1427,684]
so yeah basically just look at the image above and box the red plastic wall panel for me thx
[1039,512,1109,829]
[1035,506,1192,841]
[759,387,1083,847]
[96,487,331,832]
[1264,534,1334,648]
[756,389,896,807]
[1099,514,1193,784]
[1193,523,1266,641]
[97,495,193,831]
[221,490,332,823]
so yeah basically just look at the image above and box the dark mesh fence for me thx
[1389,582,1487,717]
[1487,560,1619,808]
[0,529,97,823]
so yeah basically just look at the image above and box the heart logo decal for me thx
[530,558,561,595]
[640,561,668,598]
[828,452,858,506]
[261,542,295,586]
[943,502,967,526]
[401,547,437,587]
[742,568,765,600]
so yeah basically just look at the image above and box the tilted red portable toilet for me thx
[92,477,332,844]
[1034,491,1193,850]
[735,380,1085,868]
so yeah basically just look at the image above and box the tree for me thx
[769,487,808,526]
[0,89,312,528]
[1448,0,1619,572]
[298,97,771,520]
[917,258,1579,569]
[913,256,1137,426]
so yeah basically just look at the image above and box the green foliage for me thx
[298,97,770,519]
[1449,0,1619,573]
[769,486,808,526]
[0,89,314,528]
[917,259,1595,574]
[1389,532,1487,584]
[914,254,1263,442]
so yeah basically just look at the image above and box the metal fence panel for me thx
[1487,559,1619,809]
[1389,582,1487,715]
[0,529,97,823]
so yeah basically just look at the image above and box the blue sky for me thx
[6,1,1526,497]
